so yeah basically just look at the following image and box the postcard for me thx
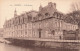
[0,0,80,51]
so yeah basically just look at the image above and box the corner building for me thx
[3,2,78,40]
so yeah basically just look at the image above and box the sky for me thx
[0,0,80,28]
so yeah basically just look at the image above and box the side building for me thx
[3,2,78,40]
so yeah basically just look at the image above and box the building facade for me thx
[3,2,78,40]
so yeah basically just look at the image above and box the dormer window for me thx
[27,15,32,21]
[38,13,42,17]
[45,13,49,16]
[53,12,59,18]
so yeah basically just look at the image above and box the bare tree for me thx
[69,2,80,23]
[71,2,80,12]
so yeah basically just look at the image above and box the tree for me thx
[69,2,80,24]
[71,2,80,11]
[71,2,80,12]
[67,2,80,39]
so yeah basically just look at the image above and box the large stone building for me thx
[3,2,78,40]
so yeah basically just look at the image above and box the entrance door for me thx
[38,29,42,38]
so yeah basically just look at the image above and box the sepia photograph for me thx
[0,0,80,51]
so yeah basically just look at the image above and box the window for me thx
[33,17,35,20]
[17,26,18,29]
[21,25,22,29]
[33,31,35,36]
[51,30,55,35]
[24,17,27,23]
[45,13,49,16]
[21,30,22,34]
[28,15,32,21]
[23,17,25,23]
[25,24,27,28]
[25,31,27,34]
[53,12,58,18]
[38,14,42,17]
[18,17,20,25]
[53,12,57,15]
[59,36,61,39]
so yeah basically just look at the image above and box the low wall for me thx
[4,38,80,49]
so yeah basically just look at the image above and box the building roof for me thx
[3,2,78,27]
